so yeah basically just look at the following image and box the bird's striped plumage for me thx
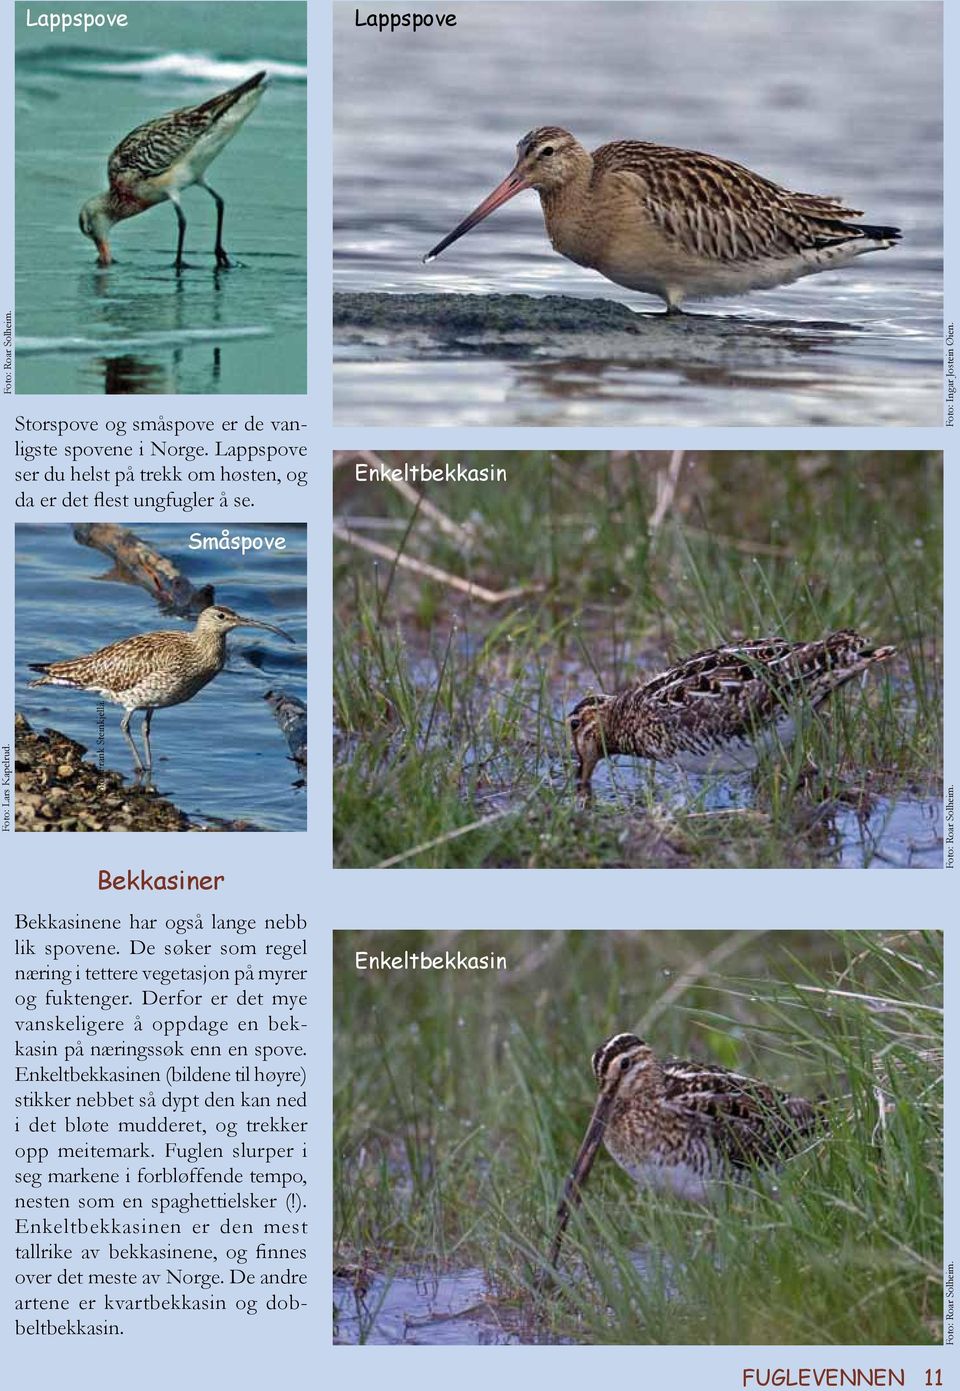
[591,1033,819,1181]
[107,76,266,190]
[584,139,892,258]
[427,127,901,311]
[79,71,267,267]
[29,604,293,773]
[547,1032,822,1269]
[569,629,896,792]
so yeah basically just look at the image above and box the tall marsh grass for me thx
[334,453,942,868]
[333,930,942,1344]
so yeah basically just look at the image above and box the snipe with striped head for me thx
[568,629,896,796]
[547,1032,821,1269]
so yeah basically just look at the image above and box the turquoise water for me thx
[15,523,308,831]
[15,2,306,394]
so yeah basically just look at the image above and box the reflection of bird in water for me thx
[569,630,896,794]
[88,257,224,393]
[100,355,173,394]
[426,128,901,312]
[29,605,294,774]
[547,1032,822,1270]
[79,72,267,269]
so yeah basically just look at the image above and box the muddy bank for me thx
[333,291,863,365]
[14,714,261,832]
[333,291,942,427]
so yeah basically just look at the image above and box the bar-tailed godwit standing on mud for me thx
[79,71,267,269]
[425,127,901,312]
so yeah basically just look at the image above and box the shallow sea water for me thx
[16,2,307,395]
[15,523,307,831]
[334,1,942,426]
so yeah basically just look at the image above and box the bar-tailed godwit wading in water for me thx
[425,128,901,313]
[29,605,294,775]
[78,71,267,269]
[568,630,896,794]
[545,1033,822,1273]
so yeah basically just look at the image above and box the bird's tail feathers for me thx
[195,70,268,120]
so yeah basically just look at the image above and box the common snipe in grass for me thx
[569,629,896,795]
[547,1033,821,1270]
[424,128,900,313]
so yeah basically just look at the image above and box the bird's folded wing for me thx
[665,1085,812,1165]
[599,145,862,262]
[109,111,212,188]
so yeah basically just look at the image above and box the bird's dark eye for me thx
[620,1057,631,1072]
[539,146,555,159]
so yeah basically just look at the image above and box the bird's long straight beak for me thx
[96,239,112,267]
[239,616,296,642]
[424,165,532,262]
[546,1091,612,1269]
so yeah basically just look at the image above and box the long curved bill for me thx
[545,1090,613,1271]
[237,615,296,643]
[423,165,532,263]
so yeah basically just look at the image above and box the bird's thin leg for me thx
[198,179,231,268]
[170,197,187,270]
[120,711,145,772]
[141,709,154,772]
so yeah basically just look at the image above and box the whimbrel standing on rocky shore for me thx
[29,605,294,773]
[79,71,267,268]
[425,127,901,312]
